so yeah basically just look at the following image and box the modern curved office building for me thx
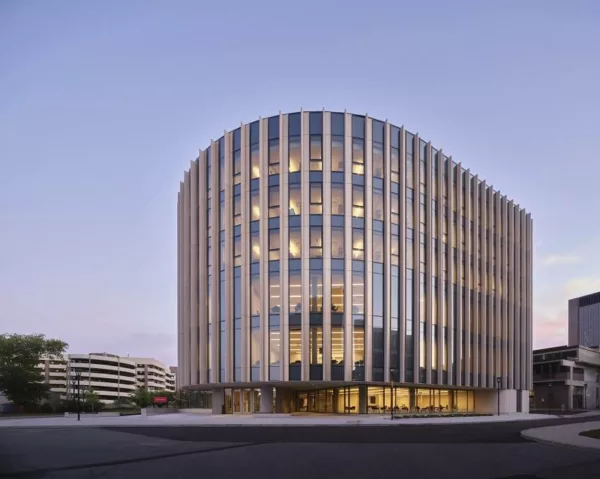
[177,110,533,414]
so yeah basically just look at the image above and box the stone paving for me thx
[0,411,554,427]
[522,419,600,450]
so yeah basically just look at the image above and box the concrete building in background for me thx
[177,110,533,414]
[532,345,600,410]
[168,366,177,391]
[569,291,600,348]
[38,353,176,404]
[129,357,177,392]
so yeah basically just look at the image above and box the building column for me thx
[260,386,273,413]
[212,388,225,415]
[359,385,368,414]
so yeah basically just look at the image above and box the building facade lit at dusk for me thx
[177,110,533,414]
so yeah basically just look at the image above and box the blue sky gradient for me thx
[1,0,599,365]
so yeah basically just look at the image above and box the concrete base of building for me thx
[472,389,530,414]
[188,383,530,415]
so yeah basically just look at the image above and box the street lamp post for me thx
[496,377,502,416]
[390,369,397,420]
[74,370,82,421]
[584,383,588,410]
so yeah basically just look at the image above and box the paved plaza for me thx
[0,411,555,428]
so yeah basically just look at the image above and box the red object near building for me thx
[153,396,168,405]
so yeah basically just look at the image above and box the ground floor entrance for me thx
[205,384,480,414]
[294,386,475,414]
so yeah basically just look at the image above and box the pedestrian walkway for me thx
[0,411,553,428]
[522,420,600,450]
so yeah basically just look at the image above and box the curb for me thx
[521,428,600,451]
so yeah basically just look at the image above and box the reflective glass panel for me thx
[331,183,344,216]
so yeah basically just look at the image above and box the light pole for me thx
[584,383,588,410]
[496,377,501,416]
[390,369,397,420]
[74,370,82,421]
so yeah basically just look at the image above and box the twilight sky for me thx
[1,0,599,366]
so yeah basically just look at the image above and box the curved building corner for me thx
[177,110,533,415]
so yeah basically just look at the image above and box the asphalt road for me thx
[1,416,600,479]
[105,414,600,444]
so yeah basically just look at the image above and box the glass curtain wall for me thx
[351,115,365,380]
[390,125,400,381]
[405,131,415,382]
[419,139,427,383]
[207,148,212,381]
[233,128,242,382]
[331,112,345,380]
[268,116,281,381]
[309,112,324,380]
[218,136,226,382]
[372,119,385,381]
[248,122,261,381]
[288,112,302,380]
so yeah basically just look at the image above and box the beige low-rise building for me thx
[38,353,176,404]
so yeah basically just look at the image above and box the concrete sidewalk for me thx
[522,420,600,450]
[0,412,554,428]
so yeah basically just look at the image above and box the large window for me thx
[352,265,365,380]
[289,227,302,259]
[310,226,323,258]
[289,183,301,216]
[331,183,344,216]
[268,116,280,175]
[352,185,364,218]
[289,269,302,315]
[250,121,260,179]
[391,125,400,184]
[372,120,384,178]
[310,112,323,171]
[332,225,344,259]
[269,185,280,218]
[352,116,365,175]
[234,267,242,381]
[251,268,260,317]
[233,128,241,185]
[309,270,323,313]
[289,260,302,380]
[332,258,345,380]
[331,112,345,172]
[310,183,323,214]
[251,188,260,221]
[332,137,344,172]
[391,265,400,380]
[406,268,414,382]
[331,269,344,314]
[406,132,414,188]
[288,113,301,173]
[373,265,384,381]
[269,227,280,261]
[233,185,241,227]
[373,229,384,264]
[373,186,384,221]
[352,228,364,260]
[391,185,400,225]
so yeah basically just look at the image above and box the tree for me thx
[0,334,68,407]
[130,387,151,408]
[84,389,100,413]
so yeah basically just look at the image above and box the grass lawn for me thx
[580,429,600,439]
